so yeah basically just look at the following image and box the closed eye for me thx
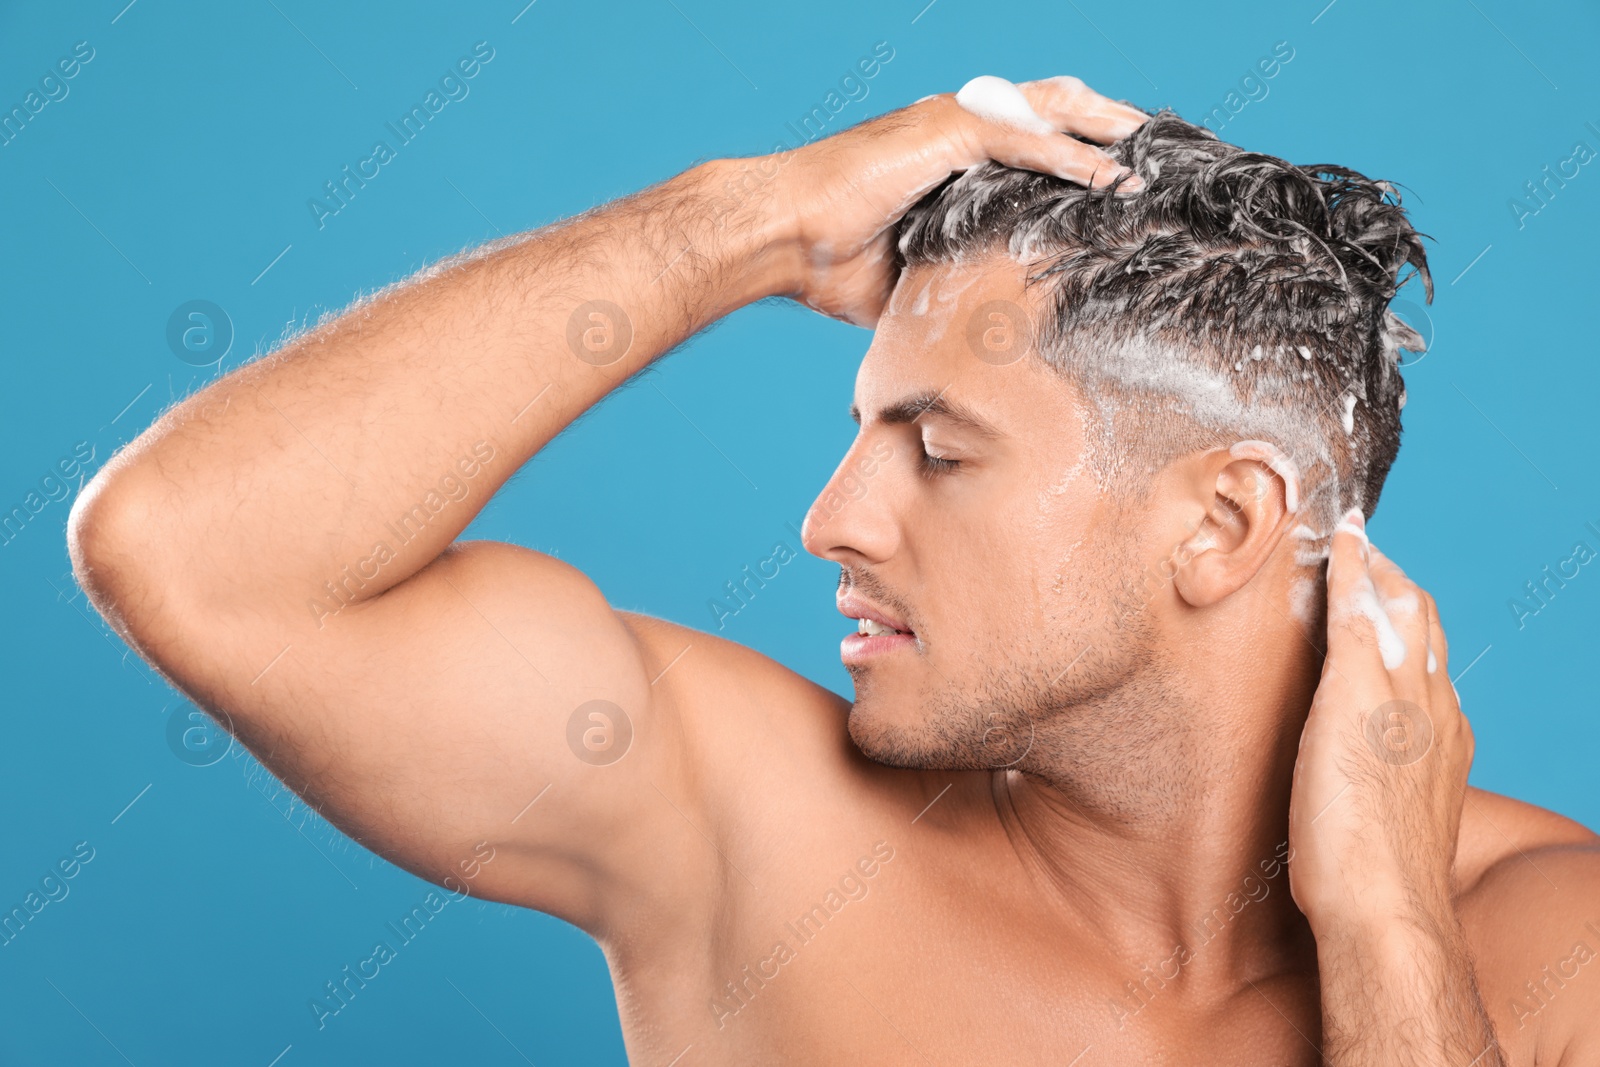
[918,441,959,476]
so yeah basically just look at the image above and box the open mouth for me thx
[837,592,916,665]
[840,611,916,665]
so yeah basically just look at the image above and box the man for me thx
[69,74,1600,1065]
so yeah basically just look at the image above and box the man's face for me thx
[802,257,1170,772]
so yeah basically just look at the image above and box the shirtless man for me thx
[69,74,1600,1065]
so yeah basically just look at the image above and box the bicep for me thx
[186,539,699,929]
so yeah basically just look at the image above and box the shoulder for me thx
[619,608,854,745]
[608,610,936,942]
[1454,787,1600,1065]
[617,608,915,818]
[1454,786,1599,893]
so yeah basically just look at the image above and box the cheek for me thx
[1032,463,1105,604]
[953,528,1060,635]
[1048,536,1087,600]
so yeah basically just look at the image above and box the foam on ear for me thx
[954,75,1054,135]
[1228,440,1301,513]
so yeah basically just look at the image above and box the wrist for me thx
[1306,879,1457,947]
[1297,842,1456,935]
[690,156,805,308]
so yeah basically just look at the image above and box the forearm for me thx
[74,157,794,625]
[1317,906,1505,1067]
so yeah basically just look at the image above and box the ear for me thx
[1171,442,1299,609]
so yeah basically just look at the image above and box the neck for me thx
[995,603,1324,990]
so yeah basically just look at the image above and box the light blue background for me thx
[2,0,1596,1063]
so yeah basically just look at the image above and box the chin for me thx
[845,683,1031,772]
[846,705,924,769]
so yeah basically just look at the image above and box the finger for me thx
[1418,587,1464,728]
[951,76,1141,189]
[1371,555,1470,784]
[1415,586,1450,678]
[1017,75,1149,143]
[1414,583,1475,785]
[1366,544,1431,682]
[1324,506,1389,670]
[986,127,1139,189]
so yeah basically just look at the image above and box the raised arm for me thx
[67,77,1148,931]
[70,160,795,928]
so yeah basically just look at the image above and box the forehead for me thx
[855,256,1082,437]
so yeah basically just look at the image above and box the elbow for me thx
[67,457,161,625]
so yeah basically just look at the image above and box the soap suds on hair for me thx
[892,110,1432,532]
[1291,522,1331,567]
[1295,544,1330,567]
[1059,334,1337,523]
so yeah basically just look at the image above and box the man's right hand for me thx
[754,75,1148,327]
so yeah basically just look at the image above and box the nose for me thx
[801,439,900,567]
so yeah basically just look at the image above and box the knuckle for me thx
[1048,74,1088,97]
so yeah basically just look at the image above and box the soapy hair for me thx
[894,109,1432,530]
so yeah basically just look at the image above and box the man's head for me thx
[802,110,1431,808]
[899,109,1432,528]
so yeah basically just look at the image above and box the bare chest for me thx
[608,870,1323,1066]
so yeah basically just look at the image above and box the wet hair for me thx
[894,109,1432,531]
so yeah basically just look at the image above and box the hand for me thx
[1287,508,1475,934]
[743,75,1148,328]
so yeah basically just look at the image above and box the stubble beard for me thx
[845,532,1205,824]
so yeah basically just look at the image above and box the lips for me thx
[837,593,912,635]
[836,592,916,665]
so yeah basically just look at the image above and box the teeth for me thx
[857,618,903,637]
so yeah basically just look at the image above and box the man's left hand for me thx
[1288,507,1475,934]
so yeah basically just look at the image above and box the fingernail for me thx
[1343,506,1365,530]
[1115,168,1142,191]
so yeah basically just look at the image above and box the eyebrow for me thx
[849,390,1004,439]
